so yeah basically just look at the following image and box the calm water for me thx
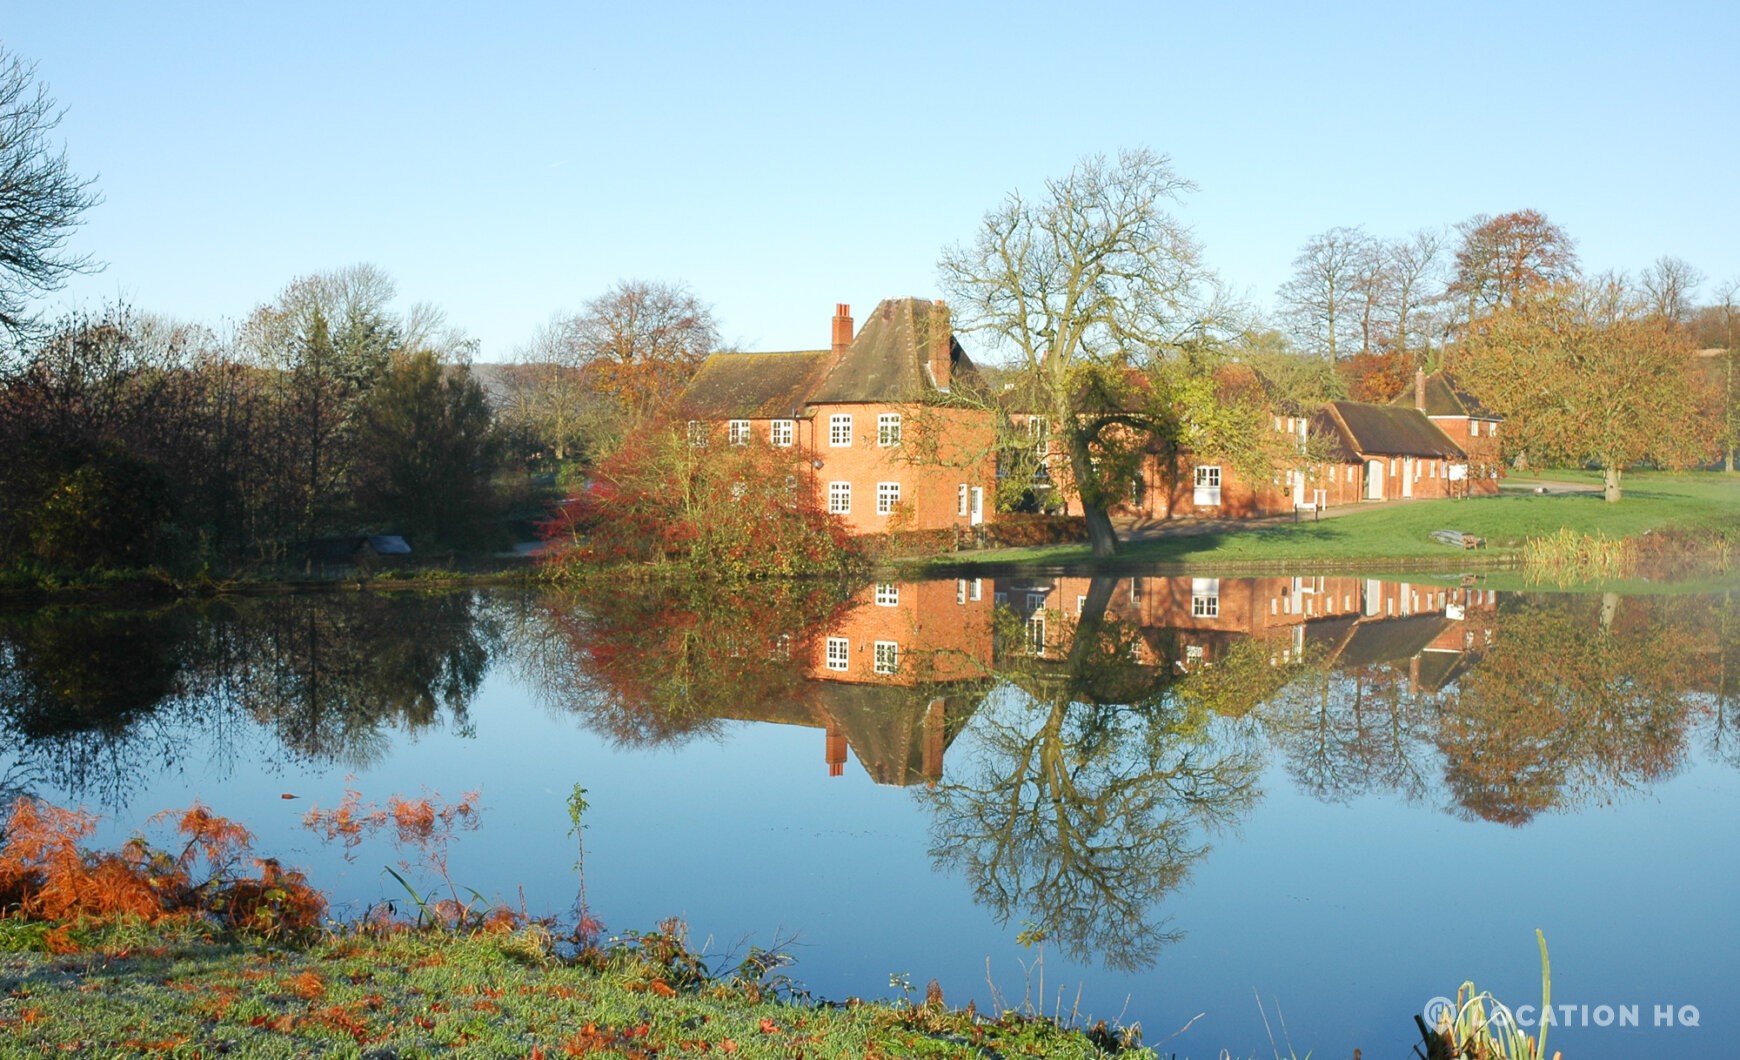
[2,575,1736,1057]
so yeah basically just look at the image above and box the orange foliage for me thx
[0,796,326,943]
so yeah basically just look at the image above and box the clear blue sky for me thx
[9,1,1738,360]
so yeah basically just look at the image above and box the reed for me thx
[1523,527,1633,585]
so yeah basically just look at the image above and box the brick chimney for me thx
[929,300,952,392]
[1414,368,1427,411]
[831,304,853,356]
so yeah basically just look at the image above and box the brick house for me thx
[1393,370,1503,495]
[1315,400,1467,502]
[680,298,1000,536]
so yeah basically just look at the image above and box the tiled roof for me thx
[680,350,832,419]
[1394,372,1498,419]
[1327,401,1465,459]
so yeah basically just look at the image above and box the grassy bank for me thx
[919,471,1740,574]
[0,919,1148,1059]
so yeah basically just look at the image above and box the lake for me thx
[2,573,1735,1057]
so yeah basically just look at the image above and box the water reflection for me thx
[1,576,1737,972]
[0,593,500,807]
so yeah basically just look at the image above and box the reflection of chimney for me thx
[929,300,952,392]
[1414,369,1427,411]
[832,304,853,356]
[825,723,846,778]
[922,698,946,780]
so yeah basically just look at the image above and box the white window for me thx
[877,482,901,515]
[829,414,852,447]
[1025,611,1046,655]
[970,578,982,602]
[956,579,967,605]
[1191,577,1220,618]
[828,481,851,514]
[687,420,707,447]
[874,583,899,607]
[770,419,794,447]
[825,636,849,672]
[878,413,902,447]
[873,640,899,675]
[1076,595,1087,615]
[1027,417,1047,451]
[1027,592,1046,611]
[1193,465,1222,506]
[957,483,969,516]
[1347,466,1356,483]
[727,419,751,446]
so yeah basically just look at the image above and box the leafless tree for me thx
[1276,226,1370,363]
[1639,255,1704,325]
[0,46,102,341]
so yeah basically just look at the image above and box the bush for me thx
[539,419,863,578]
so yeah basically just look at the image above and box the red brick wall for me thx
[807,403,998,534]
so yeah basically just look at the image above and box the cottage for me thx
[679,299,1001,535]
[1392,370,1503,494]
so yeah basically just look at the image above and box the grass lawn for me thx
[918,471,1740,573]
[0,921,1146,1059]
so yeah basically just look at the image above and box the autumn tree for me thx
[499,316,626,464]
[1454,276,1716,500]
[1706,279,1740,472]
[1448,210,1578,326]
[939,149,1250,556]
[0,47,101,342]
[540,417,862,577]
[541,280,718,426]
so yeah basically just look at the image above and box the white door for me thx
[1402,458,1414,498]
[1365,460,1384,500]
[969,486,984,525]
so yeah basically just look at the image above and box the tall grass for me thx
[1523,528,1633,585]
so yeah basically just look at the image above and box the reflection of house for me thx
[998,573,1497,692]
[680,300,999,535]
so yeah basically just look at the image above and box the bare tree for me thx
[1639,255,1704,325]
[1384,227,1445,365]
[1276,226,1370,363]
[0,46,102,341]
[939,149,1241,557]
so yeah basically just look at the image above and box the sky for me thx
[7,1,1738,361]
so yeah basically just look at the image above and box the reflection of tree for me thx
[1263,666,1437,805]
[509,581,853,747]
[1437,595,1697,824]
[1693,590,1740,770]
[919,578,1260,971]
[0,593,499,807]
[227,593,497,764]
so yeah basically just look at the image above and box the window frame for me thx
[829,414,852,447]
[825,636,849,672]
[727,419,751,446]
[877,412,902,447]
[827,481,851,514]
[876,481,901,515]
[770,419,794,447]
[1193,465,1222,506]
[873,640,899,675]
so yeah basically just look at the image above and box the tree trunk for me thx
[1083,504,1118,558]
[1603,465,1623,503]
